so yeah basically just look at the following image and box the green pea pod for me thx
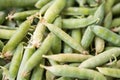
[66,0,75,7]
[63,7,97,16]
[9,42,24,80]
[0,11,6,24]
[0,40,4,52]
[112,2,120,16]
[62,16,99,29]
[90,25,120,46]
[22,33,54,77]
[40,65,106,80]
[111,17,120,27]
[43,53,93,63]
[97,67,120,78]
[35,0,51,9]
[2,20,31,57]
[79,48,120,69]
[43,22,87,54]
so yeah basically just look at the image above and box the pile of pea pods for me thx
[1,0,120,80]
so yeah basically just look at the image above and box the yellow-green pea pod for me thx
[11,10,39,20]
[0,29,16,39]
[9,42,24,80]
[2,20,31,57]
[94,2,105,25]
[87,0,98,7]
[111,17,120,27]
[90,25,120,46]
[97,67,120,78]
[62,16,99,29]
[31,59,45,80]
[51,17,62,54]
[62,7,97,16]
[0,40,4,52]
[104,11,112,29]
[105,0,115,14]
[95,37,105,54]
[17,46,35,80]
[35,0,51,9]
[79,48,120,69]
[0,11,6,24]
[112,2,120,16]
[40,65,107,80]
[76,0,87,7]
[22,33,54,77]
[43,53,93,63]
[43,22,88,54]
[81,26,94,49]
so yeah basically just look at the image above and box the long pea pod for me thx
[97,67,120,78]
[43,22,88,54]
[79,48,120,68]
[90,25,120,46]
[1,20,31,58]
[9,43,24,80]
[40,65,106,80]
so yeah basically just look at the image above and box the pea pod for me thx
[0,40,4,52]
[0,11,6,24]
[40,65,106,80]
[111,17,120,27]
[87,0,98,7]
[112,2,120,16]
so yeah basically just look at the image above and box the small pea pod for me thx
[43,22,87,54]
[9,42,24,80]
[97,67,120,78]
[35,0,51,9]
[66,0,75,7]
[90,25,120,46]
[0,40,4,52]
[40,65,106,80]
[1,20,31,58]
[111,17,120,27]
[43,53,93,63]
[79,48,120,69]
[0,11,6,24]
[112,2,120,16]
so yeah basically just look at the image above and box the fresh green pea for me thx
[76,0,87,7]
[43,22,88,54]
[43,53,93,63]
[40,65,106,80]
[9,42,24,80]
[0,11,6,24]
[35,0,51,9]
[111,17,120,27]
[16,46,35,80]
[81,26,94,49]
[0,40,4,52]
[62,7,97,16]
[11,10,39,20]
[21,33,54,77]
[90,25,120,46]
[79,48,120,69]
[62,16,99,29]
[87,0,98,7]
[2,20,31,57]
[112,2,120,16]
[97,67,120,78]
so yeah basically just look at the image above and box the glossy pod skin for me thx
[40,65,107,80]
[90,25,120,46]
[79,48,120,69]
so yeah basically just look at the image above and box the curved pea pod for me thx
[0,0,38,10]
[62,16,99,29]
[43,22,88,54]
[21,33,54,77]
[104,11,112,29]
[11,10,39,20]
[112,2,120,16]
[2,20,31,57]
[43,53,93,63]
[105,0,115,14]
[0,29,16,39]
[111,17,120,27]
[79,48,120,69]
[81,26,94,49]
[0,11,6,24]
[76,0,87,7]
[87,0,98,7]
[40,65,107,80]
[90,25,120,46]
[0,40,4,52]
[16,46,35,80]
[51,17,62,54]
[94,2,105,25]
[9,42,24,80]
[62,7,97,16]
[97,67,120,78]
